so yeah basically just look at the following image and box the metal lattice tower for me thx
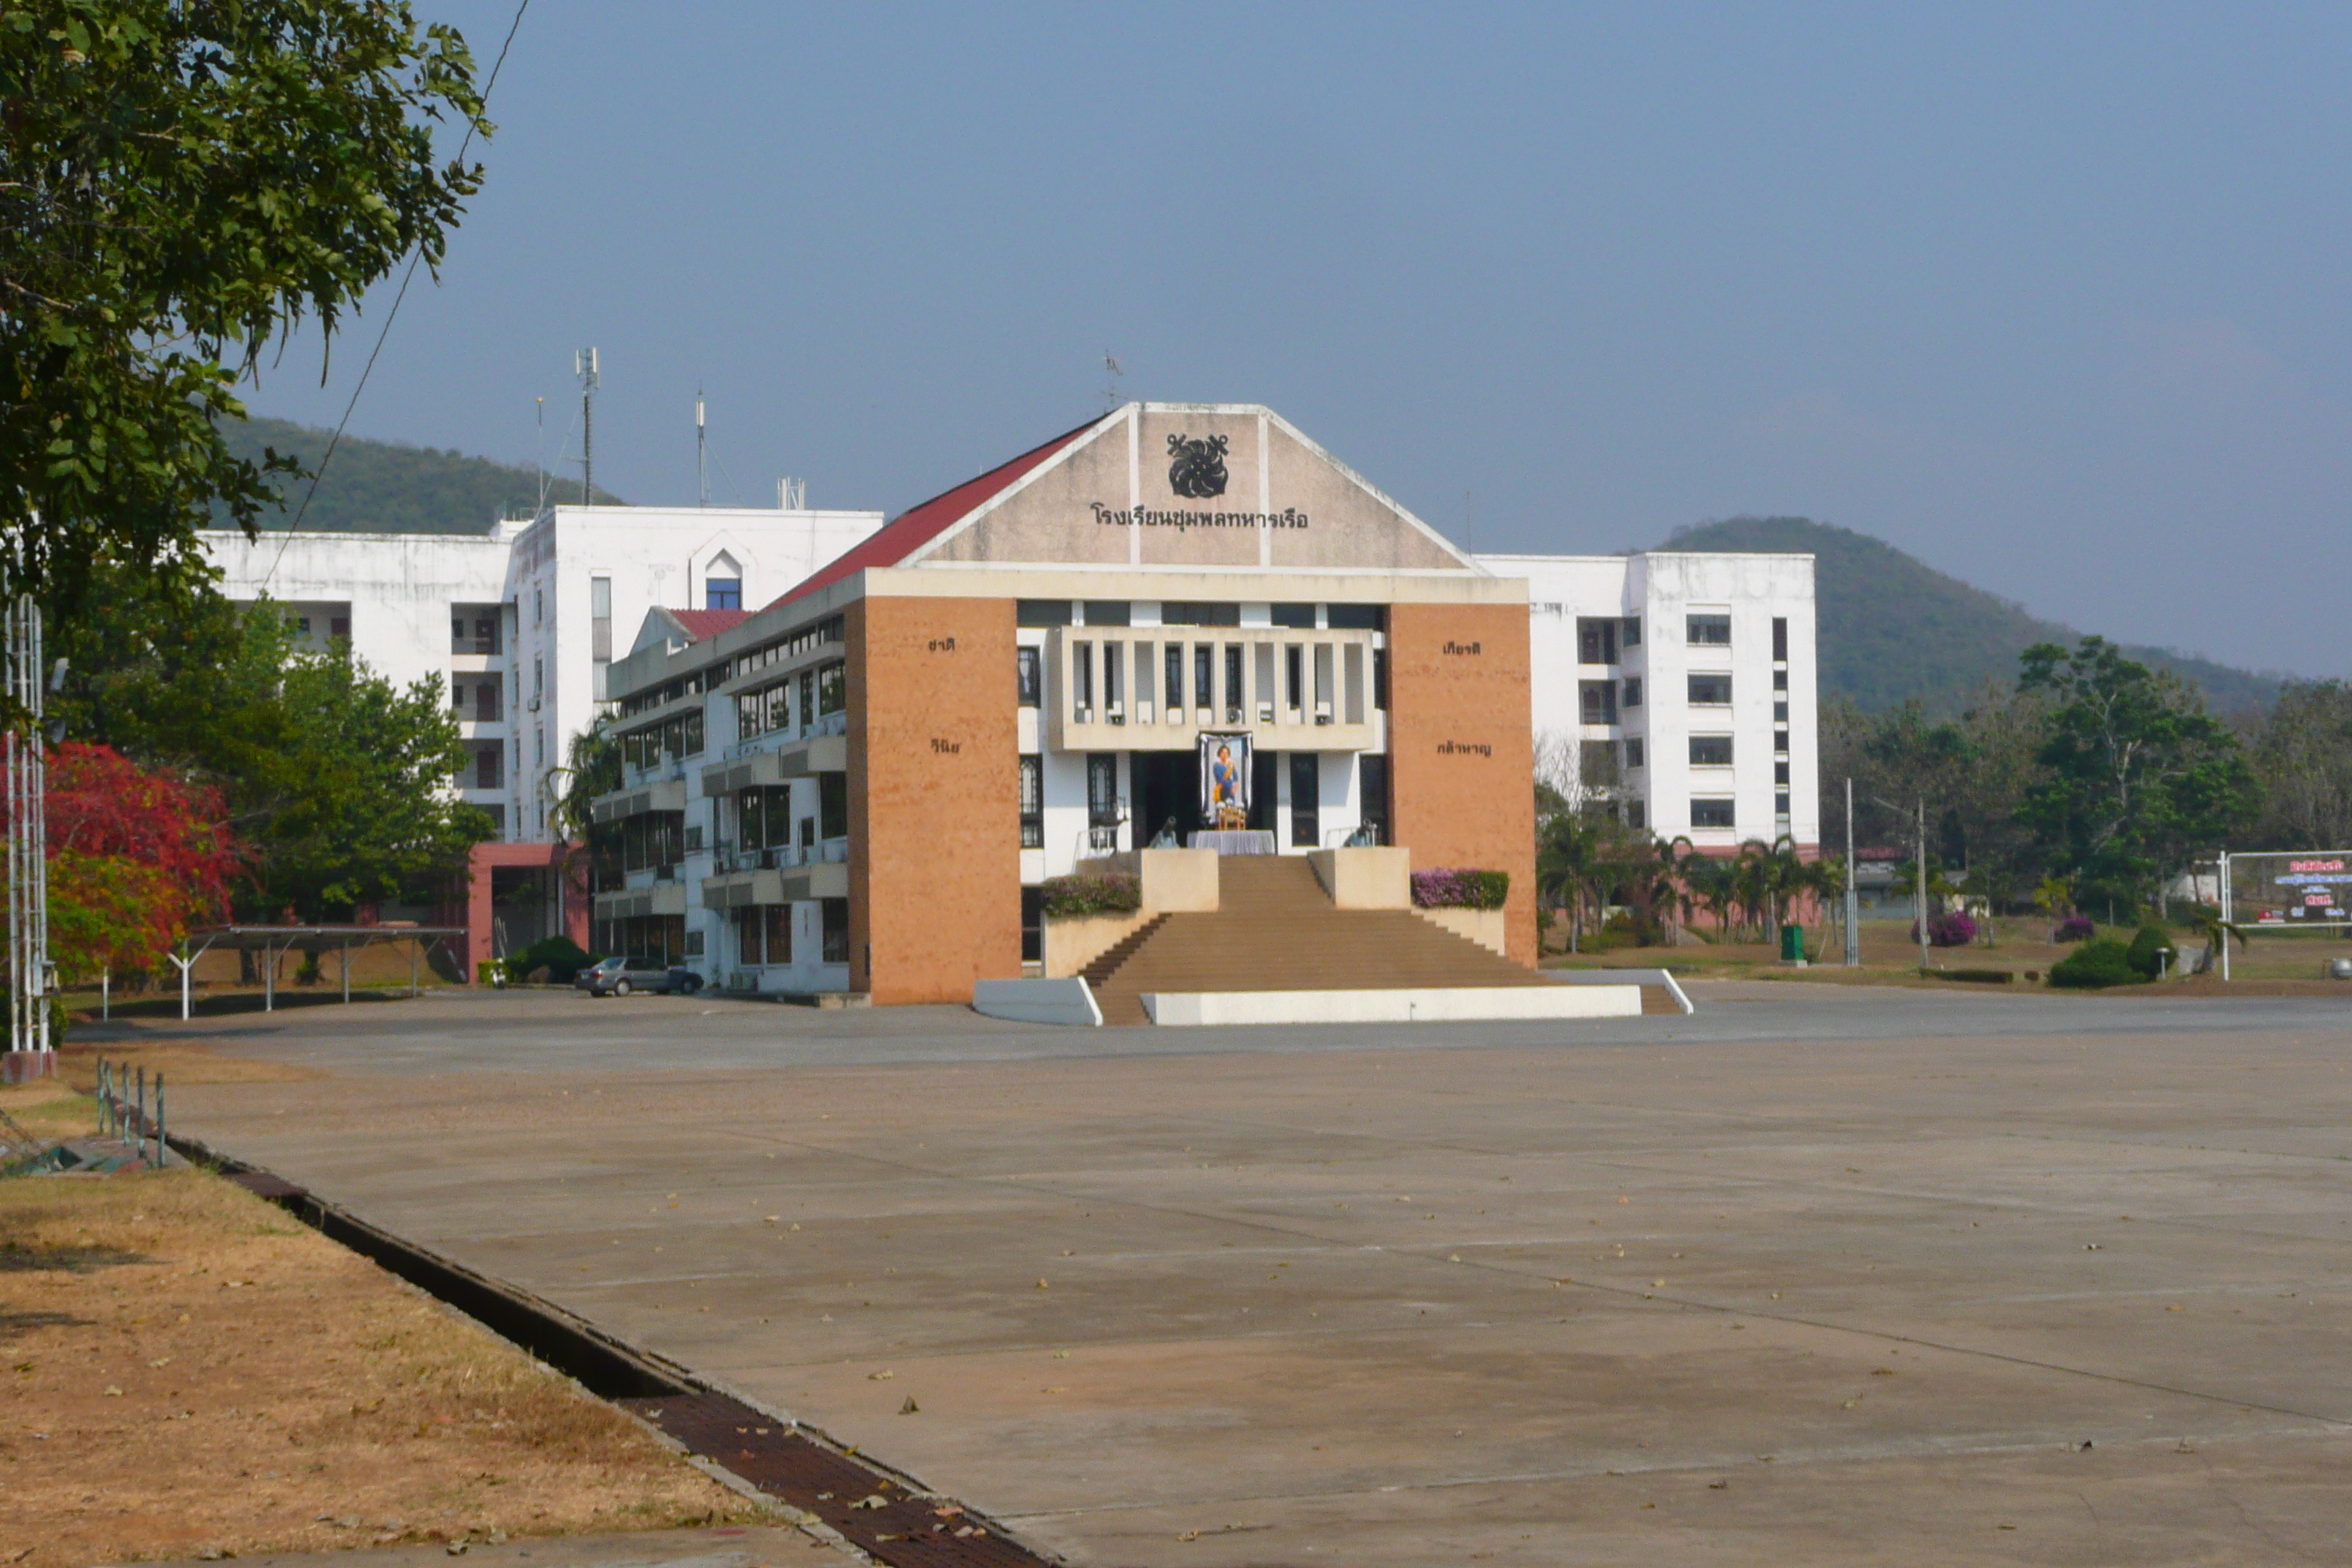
[6,592,49,1064]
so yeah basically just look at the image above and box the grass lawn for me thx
[1544,916,2352,995]
[0,1082,751,1564]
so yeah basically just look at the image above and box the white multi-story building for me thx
[199,503,883,965]
[1477,551,1819,853]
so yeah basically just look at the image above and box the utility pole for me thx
[575,347,600,502]
[4,587,50,1080]
[1916,797,1930,973]
[696,388,709,508]
[1844,777,1860,966]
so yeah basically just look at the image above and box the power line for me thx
[261,0,531,584]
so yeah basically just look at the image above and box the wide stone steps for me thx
[1084,856,1542,1026]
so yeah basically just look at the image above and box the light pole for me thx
[1843,777,1860,966]
[1868,792,1931,974]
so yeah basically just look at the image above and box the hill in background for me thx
[1665,516,2283,714]
[214,416,626,534]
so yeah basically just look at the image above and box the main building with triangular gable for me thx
[595,402,1546,1006]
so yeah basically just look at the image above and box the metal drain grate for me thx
[625,1392,1052,1567]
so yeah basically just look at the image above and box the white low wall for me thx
[973,978,1102,1027]
[1552,966,1695,1014]
[1140,985,1643,1027]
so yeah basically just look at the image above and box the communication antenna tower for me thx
[4,579,51,1076]
[534,396,547,519]
[1101,351,1124,412]
[574,347,600,502]
[696,388,709,508]
[777,478,807,510]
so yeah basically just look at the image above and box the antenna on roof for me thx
[574,347,599,503]
[696,387,709,508]
[534,396,546,520]
[777,477,807,510]
[1102,351,1123,413]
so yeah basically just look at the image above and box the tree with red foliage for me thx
[21,742,245,979]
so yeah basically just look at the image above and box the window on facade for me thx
[1579,679,1618,725]
[1162,602,1240,627]
[1289,753,1320,848]
[1576,617,1619,665]
[1081,600,1130,627]
[799,669,816,727]
[1271,603,1316,629]
[1689,735,1733,767]
[1086,754,1120,829]
[1285,644,1304,709]
[331,616,350,639]
[1776,792,1792,818]
[1019,755,1043,848]
[533,657,543,700]
[1622,615,1641,647]
[1774,700,1789,723]
[474,746,500,789]
[1772,616,1788,661]
[1773,667,1788,693]
[1373,647,1388,711]
[1326,604,1383,630]
[1580,740,1620,788]
[1687,613,1731,646]
[1626,736,1646,770]
[1022,886,1043,965]
[815,662,846,717]
[1164,644,1184,712]
[1774,759,1790,785]
[1222,645,1243,721]
[1691,799,1736,829]
[821,898,850,964]
[1622,676,1643,708]
[1627,799,1647,829]
[1192,645,1213,712]
[734,906,766,966]
[1016,647,1041,707]
[1072,642,1093,712]
[818,773,848,840]
[1017,600,1073,627]
[475,678,500,720]
[1775,727,1790,755]
[707,577,742,611]
[1688,673,1732,706]
[1360,755,1390,846]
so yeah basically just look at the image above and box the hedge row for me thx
[1411,868,1509,911]
[1040,873,1142,919]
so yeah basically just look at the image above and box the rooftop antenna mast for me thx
[575,347,600,504]
[1101,351,1123,413]
[534,396,547,519]
[696,388,709,508]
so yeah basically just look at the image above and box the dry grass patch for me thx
[60,1037,323,1088]
[0,1166,747,1563]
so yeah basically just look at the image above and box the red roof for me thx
[761,418,1099,612]
[666,608,750,642]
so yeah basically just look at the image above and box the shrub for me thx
[2125,924,2179,981]
[508,935,594,983]
[1411,869,1510,911]
[1910,911,1978,948]
[2048,938,2140,989]
[2053,915,2095,942]
[1041,873,1141,919]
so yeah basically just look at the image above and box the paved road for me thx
[152,985,2352,1565]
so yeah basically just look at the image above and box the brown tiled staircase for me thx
[1082,856,1550,1026]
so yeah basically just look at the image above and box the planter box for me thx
[1308,847,1410,908]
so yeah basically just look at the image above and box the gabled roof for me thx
[664,608,750,642]
[764,417,1100,611]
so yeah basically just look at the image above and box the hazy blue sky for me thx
[244,3,2352,675]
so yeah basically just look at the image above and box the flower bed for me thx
[1040,873,1141,919]
[1410,868,1509,911]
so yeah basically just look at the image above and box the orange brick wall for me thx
[1385,603,1538,966]
[847,596,1023,1003]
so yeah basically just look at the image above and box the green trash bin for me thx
[1779,924,1806,963]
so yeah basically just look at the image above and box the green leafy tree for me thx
[1,0,489,608]
[2019,638,2258,916]
[2242,679,2352,850]
[48,586,489,919]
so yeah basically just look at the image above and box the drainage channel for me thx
[173,1137,1057,1568]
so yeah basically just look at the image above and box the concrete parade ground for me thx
[128,983,2352,1565]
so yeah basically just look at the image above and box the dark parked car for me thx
[578,955,703,998]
